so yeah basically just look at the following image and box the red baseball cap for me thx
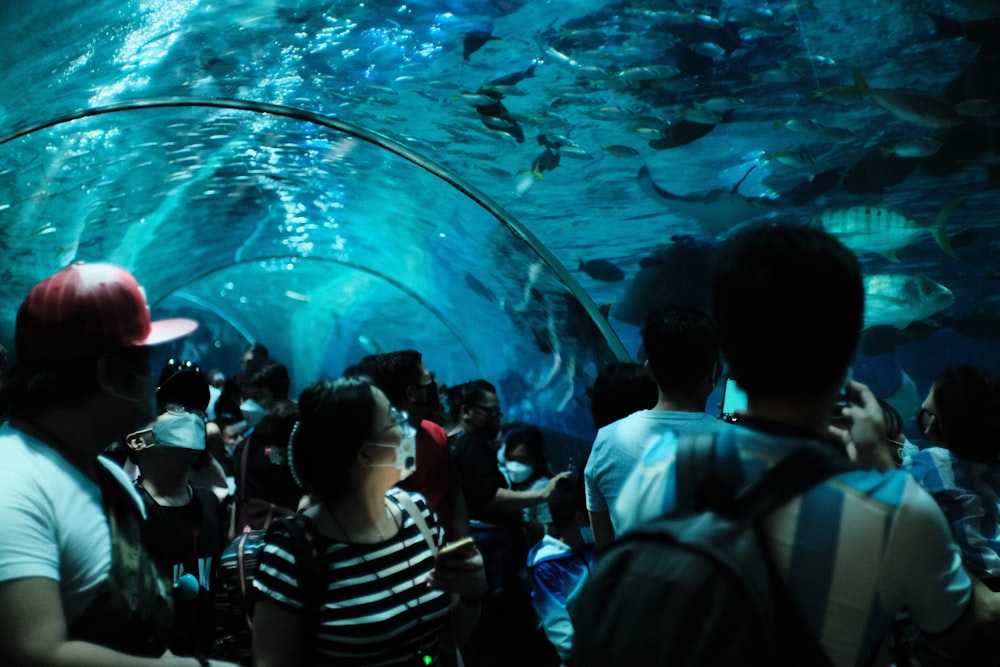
[15,262,198,363]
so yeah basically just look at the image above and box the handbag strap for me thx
[394,491,438,555]
[393,491,467,667]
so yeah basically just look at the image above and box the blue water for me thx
[0,0,997,442]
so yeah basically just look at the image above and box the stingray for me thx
[637,164,776,236]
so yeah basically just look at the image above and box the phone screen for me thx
[721,377,748,421]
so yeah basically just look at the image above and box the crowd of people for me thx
[1,220,999,667]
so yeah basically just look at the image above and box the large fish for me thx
[638,164,774,234]
[812,197,962,261]
[863,274,954,329]
[852,70,960,128]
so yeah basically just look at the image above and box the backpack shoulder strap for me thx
[733,441,856,523]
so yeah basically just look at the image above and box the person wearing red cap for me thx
[0,262,236,667]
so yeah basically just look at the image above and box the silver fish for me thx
[863,274,954,329]
[812,198,962,261]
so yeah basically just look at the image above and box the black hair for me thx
[641,305,719,398]
[932,365,1000,462]
[254,399,299,451]
[447,379,497,422]
[156,358,209,413]
[351,350,423,407]
[242,360,291,400]
[590,362,658,429]
[505,425,551,479]
[290,376,377,503]
[711,223,863,399]
[548,475,584,533]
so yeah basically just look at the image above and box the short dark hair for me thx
[289,376,377,503]
[711,223,863,399]
[447,379,497,422]
[242,361,291,400]
[590,362,658,429]
[641,305,719,397]
[933,365,1000,462]
[352,350,423,407]
[548,475,584,533]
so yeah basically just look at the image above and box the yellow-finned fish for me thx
[811,197,963,262]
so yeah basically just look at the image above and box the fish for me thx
[527,147,560,178]
[638,164,774,234]
[284,290,311,302]
[699,97,744,113]
[863,274,954,329]
[484,62,538,89]
[578,259,625,282]
[465,273,497,303]
[602,144,640,157]
[463,23,501,61]
[614,64,681,82]
[879,137,942,159]
[775,118,856,143]
[765,150,815,168]
[811,197,962,261]
[852,70,961,128]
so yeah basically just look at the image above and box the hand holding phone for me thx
[436,537,476,564]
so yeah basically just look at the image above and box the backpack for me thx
[571,433,855,666]
[211,515,322,665]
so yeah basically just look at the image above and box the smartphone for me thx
[720,376,748,422]
[436,536,476,562]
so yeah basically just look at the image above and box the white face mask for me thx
[505,460,534,484]
[148,411,207,450]
[239,399,266,426]
[367,419,418,480]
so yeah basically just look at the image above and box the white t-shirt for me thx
[584,410,725,531]
[0,423,116,623]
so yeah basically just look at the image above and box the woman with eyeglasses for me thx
[251,376,486,667]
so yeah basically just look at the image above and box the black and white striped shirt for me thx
[254,489,452,666]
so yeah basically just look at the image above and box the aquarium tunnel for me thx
[0,0,998,448]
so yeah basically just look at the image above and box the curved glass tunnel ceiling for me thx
[0,101,625,440]
[1,0,999,441]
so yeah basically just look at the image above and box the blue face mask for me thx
[135,411,206,451]
[239,399,266,426]
[504,460,534,484]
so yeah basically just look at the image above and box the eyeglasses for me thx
[917,407,937,432]
[471,405,502,419]
[374,407,417,440]
[411,372,436,389]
